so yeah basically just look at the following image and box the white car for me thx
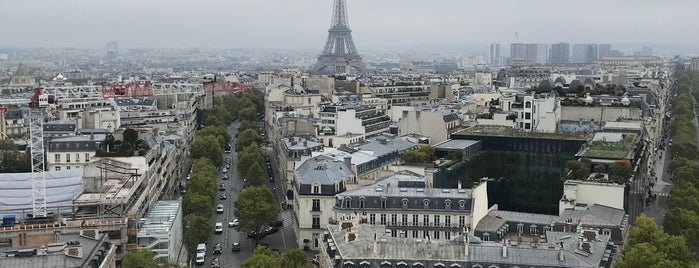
[228,219,239,227]
[215,222,223,234]
[216,204,224,214]
[195,253,205,265]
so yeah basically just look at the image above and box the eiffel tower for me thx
[311,0,366,75]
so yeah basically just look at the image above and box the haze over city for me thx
[1,0,699,51]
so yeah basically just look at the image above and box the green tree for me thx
[183,214,211,253]
[192,157,218,177]
[237,129,263,151]
[191,136,223,167]
[187,172,217,204]
[627,214,667,247]
[0,140,30,173]
[246,161,267,187]
[282,249,310,268]
[238,106,258,123]
[663,207,699,247]
[239,120,259,133]
[593,164,606,173]
[199,125,231,149]
[206,106,233,127]
[234,186,279,242]
[242,245,282,268]
[183,193,212,218]
[668,182,699,213]
[123,128,139,147]
[614,243,676,268]
[238,143,266,179]
[621,214,696,267]
[122,248,159,268]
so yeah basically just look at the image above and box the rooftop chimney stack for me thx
[373,240,378,254]
[343,156,352,170]
[501,239,508,258]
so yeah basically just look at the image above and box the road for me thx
[199,120,299,267]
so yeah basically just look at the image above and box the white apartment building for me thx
[318,104,391,147]
[333,172,489,240]
[484,92,560,133]
[559,180,625,214]
[397,107,462,145]
[46,134,106,171]
[293,155,355,250]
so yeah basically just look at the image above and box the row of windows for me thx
[341,261,495,268]
[367,213,467,228]
[343,197,467,210]
[54,165,81,171]
[54,153,91,163]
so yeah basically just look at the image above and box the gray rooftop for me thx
[295,155,354,185]
[434,139,480,150]
[0,232,108,268]
[339,173,472,200]
[346,134,417,157]
[476,204,626,233]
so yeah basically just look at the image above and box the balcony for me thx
[312,224,321,229]
[311,207,321,212]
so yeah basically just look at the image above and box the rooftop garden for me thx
[581,133,637,159]
[455,125,588,140]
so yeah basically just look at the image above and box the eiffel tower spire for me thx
[311,0,365,75]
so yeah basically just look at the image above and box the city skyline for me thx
[0,0,698,50]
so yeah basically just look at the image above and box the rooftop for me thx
[346,134,417,157]
[580,132,637,159]
[138,199,182,237]
[455,125,588,140]
[338,173,472,199]
[434,139,480,150]
[295,155,354,185]
[0,232,109,268]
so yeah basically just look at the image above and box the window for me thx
[66,154,71,163]
[444,200,451,209]
[312,185,320,194]
[55,166,61,171]
[413,215,419,226]
[380,214,386,225]
[525,123,531,129]
[75,153,80,162]
[390,214,397,226]
[55,154,60,162]
[543,225,551,234]
[423,215,429,226]
[525,101,531,108]
[402,214,408,226]
[445,215,451,227]
[312,199,320,211]
[530,225,537,235]
[369,214,376,225]
[307,97,311,104]
[483,232,490,241]
[517,224,524,234]
[381,198,387,209]
[312,216,320,229]
[445,231,451,240]
[402,198,409,209]
[412,230,418,238]
[459,200,466,210]
[423,199,430,209]
[459,216,466,228]
[434,215,440,227]
[423,230,429,239]
[359,198,365,208]
[66,166,71,170]
[85,153,90,162]
[344,197,351,208]
[434,231,440,239]
[525,112,531,119]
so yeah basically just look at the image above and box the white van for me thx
[195,253,205,265]
[196,243,206,255]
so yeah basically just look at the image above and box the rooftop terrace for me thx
[580,132,637,159]
[454,125,588,140]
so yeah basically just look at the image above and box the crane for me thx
[0,88,58,218]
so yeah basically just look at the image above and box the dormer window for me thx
[444,200,451,210]
[344,197,352,208]
[401,199,409,209]
[458,200,466,210]
[312,184,320,194]
[380,198,387,209]
[423,199,430,209]
[359,197,365,209]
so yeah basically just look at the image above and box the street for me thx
[198,120,299,267]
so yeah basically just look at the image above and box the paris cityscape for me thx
[1,0,699,267]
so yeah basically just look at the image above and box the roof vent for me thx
[458,189,467,193]
[399,188,407,192]
[416,188,425,192]
[375,187,383,192]
[442,189,451,193]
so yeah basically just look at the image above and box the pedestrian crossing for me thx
[279,210,295,225]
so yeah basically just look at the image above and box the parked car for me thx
[222,168,228,174]
[216,204,224,214]
[212,243,222,255]
[269,220,283,228]
[219,193,227,200]
[228,219,239,227]
[247,230,266,239]
[222,174,229,180]
[215,222,223,234]
[231,242,241,252]
[218,184,225,191]
[264,225,279,235]
[195,253,205,265]
[310,254,320,265]
[210,257,220,268]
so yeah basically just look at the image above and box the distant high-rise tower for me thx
[598,44,612,59]
[106,41,118,60]
[489,43,501,66]
[311,0,365,74]
[641,46,653,56]
[550,43,570,64]
[571,44,597,64]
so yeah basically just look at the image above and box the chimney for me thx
[501,239,507,258]
[343,156,352,169]
[559,241,565,262]
[304,141,308,147]
[373,240,379,254]
[457,181,462,189]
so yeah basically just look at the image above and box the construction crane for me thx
[0,88,58,218]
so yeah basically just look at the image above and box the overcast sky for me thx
[1,0,698,49]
